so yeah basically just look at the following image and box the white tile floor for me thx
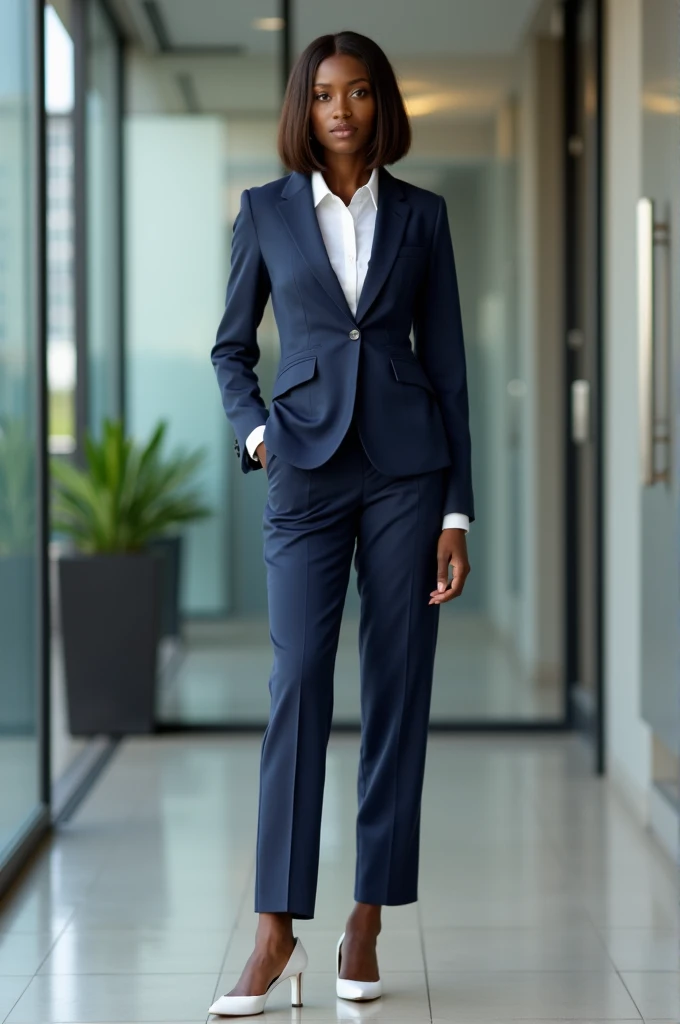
[0,733,677,1023]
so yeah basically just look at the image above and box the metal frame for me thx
[35,0,51,808]
[562,0,605,772]
[72,0,88,464]
[114,3,126,429]
[594,0,605,775]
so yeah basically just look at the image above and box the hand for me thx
[256,441,267,469]
[429,528,470,604]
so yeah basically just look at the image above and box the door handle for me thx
[571,379,590,444]
[637,197,671,485]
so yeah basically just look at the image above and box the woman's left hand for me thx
[429,529,470,604]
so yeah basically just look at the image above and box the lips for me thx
[331,124,357,136]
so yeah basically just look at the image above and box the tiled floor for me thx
[157,616,562,726]
[0,733,677,1023]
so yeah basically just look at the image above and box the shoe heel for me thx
[291,972,303,1008]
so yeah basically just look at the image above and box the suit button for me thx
[349,329,360,340]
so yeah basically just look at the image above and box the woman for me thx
[209,30,474,1017]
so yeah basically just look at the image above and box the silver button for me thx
[349,329,360,340]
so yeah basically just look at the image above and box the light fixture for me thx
[253,16,285,31]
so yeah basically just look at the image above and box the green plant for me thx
[50,418,212,553]
[0,416,36,556]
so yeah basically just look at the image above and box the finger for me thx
[429,564,468,603]
[436,550,450,594]
[447,562,465,597]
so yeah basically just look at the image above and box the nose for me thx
[333,105,351,121]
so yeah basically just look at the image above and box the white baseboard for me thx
[608,754,650,824]
[649,783,679,862]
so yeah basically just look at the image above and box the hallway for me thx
[0,734,676,1023]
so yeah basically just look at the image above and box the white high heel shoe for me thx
[335,932,383,1002]
[209,938,308,1016]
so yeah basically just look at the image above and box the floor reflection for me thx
[158,614,562,726]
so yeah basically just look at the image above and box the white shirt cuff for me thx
[442,513,469,532]
[246,425,266,461]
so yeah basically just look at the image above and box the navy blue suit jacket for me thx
[211,165,474,522]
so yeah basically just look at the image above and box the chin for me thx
[328,138,366,153]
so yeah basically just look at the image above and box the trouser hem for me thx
[353,890,419,908]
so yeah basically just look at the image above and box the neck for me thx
[318,151,372,205]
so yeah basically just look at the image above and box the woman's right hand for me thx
[256,441,268,470]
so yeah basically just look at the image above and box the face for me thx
[309,53,376,158]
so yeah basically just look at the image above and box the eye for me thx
[353,88,369,98]
[314,92,330,101]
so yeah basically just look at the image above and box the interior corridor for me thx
[0,734,676,1023]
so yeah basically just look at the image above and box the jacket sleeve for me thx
[211,188,271,474]
[413,194,475,522]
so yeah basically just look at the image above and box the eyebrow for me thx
[313,78,370,87]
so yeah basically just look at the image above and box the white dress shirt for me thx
[246,167,469,533]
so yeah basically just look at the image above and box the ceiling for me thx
[112,0,545,56]
[115,0,557,124]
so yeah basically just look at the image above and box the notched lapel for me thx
[354,167,409,324]
[277,172,355,323]
[276,167,411,326]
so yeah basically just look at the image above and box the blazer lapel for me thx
[354,166,409,324]
[277,166,410,326]
[277,171,355,323]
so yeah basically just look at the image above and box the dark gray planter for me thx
[145,535,182,639]
[59,552,162,735]
[0,553,37,734]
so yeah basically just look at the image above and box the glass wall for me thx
[122,2,567,727]
[46,5,75,452]
[0,0,45,859]
[86,0,121,436]
[125,3,282,621]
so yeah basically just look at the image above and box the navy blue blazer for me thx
[211,165,474,522]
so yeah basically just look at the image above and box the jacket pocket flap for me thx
[271,353,317,399]
[390,355,435,393]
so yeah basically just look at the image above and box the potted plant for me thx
[51,418,211,735]
[0,417,37,734]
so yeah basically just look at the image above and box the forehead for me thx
[313,53,369,83]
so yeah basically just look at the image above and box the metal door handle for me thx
[637,197,671,485]
[571,379,590,444]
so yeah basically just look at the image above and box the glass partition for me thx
[0,0,45,859]
[125,5,567,727]
[86,0,122,436]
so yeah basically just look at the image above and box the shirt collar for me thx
[311,166,379,210]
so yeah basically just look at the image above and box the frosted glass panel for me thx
[125,117,232,614]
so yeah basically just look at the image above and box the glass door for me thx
[638,0,679,802]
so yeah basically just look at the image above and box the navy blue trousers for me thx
[256,414,446,919]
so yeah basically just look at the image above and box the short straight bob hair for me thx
[278,31,411,174]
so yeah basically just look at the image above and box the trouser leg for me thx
[255,434,360,920]
[353,461,446,906]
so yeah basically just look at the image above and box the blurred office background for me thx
[0,0,678,893]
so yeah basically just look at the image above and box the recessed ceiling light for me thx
[253,16,285,31]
